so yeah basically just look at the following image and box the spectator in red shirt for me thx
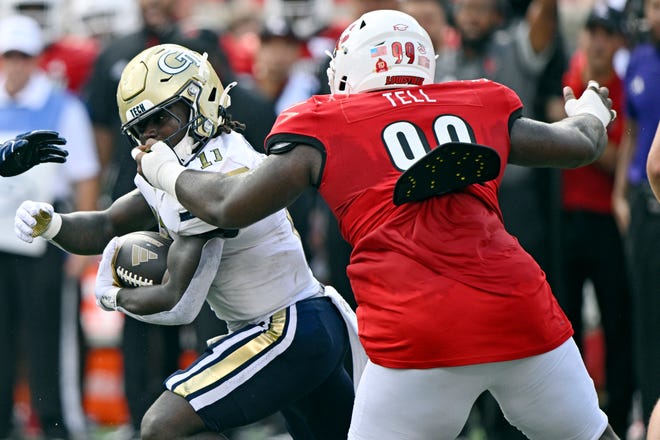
[556,4,634,435]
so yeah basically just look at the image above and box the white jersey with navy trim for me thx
[134,131,321,329]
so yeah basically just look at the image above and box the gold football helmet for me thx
[117,44,228,148]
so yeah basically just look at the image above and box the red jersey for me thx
[561,51,625,213]
[266,80,572,368]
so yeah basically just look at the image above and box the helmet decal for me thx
[126,100,155,122]
[157,49,202,75]
[327,10,436,94]
[370,46,387,57]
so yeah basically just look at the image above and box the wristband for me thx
[40,212,62,240]
[156,160,185,198]
[140,141,186,197]
[564,86,612,129]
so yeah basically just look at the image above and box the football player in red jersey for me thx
[134,10,620,440]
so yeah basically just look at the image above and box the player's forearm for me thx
[117,237,222,325]
[117,283,180,315]
[555,114,608,166]
[174,154,306,229]
[509,115,606,168]
[53,211,118,254]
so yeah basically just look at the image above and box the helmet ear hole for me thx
[338,77,348,92]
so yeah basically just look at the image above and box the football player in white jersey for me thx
[14,44,365,440]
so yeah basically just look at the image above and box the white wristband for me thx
[99,286,120,311]
[156,160,185,198]
[140,141,186,197]
[41,212,62,240]
[564,86,612,129]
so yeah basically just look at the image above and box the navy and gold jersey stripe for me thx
[165,306,296,410]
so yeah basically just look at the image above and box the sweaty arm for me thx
[116,236,223,325]
[509,115,607,168]
[509,83,611,168]
[137,142,322,229]
[15,189,156,255]
[55,189,156,254]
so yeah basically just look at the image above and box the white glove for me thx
[133,141,186,197]
[14,200,61,243]
[564,80,616,129]
[95,236,123,311]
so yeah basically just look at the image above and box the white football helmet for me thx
[327,9,436,94]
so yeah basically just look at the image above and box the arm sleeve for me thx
[117,238,224,325]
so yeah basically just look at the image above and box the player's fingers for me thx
[39,145,69,157]
[16,208,37,227]
[131,147,145,160]
[40,155,68,164]
[22,130,62,143]
[14,220,34,243]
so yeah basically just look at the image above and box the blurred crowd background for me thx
[0,0,657,439]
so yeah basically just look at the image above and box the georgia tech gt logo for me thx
[157,49,201,75]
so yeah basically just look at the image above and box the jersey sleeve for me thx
[265,99,326,155]
[489,81,524,135]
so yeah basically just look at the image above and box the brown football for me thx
[112,231,172,288]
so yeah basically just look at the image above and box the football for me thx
[112,231,172,288]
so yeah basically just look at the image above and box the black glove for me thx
[0,130,68,177]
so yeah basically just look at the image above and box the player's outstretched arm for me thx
[134,141,321,229]
[509,81,614,168]
[14,189,156,255]
[0,130,68,177]
[645,121,660,201]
